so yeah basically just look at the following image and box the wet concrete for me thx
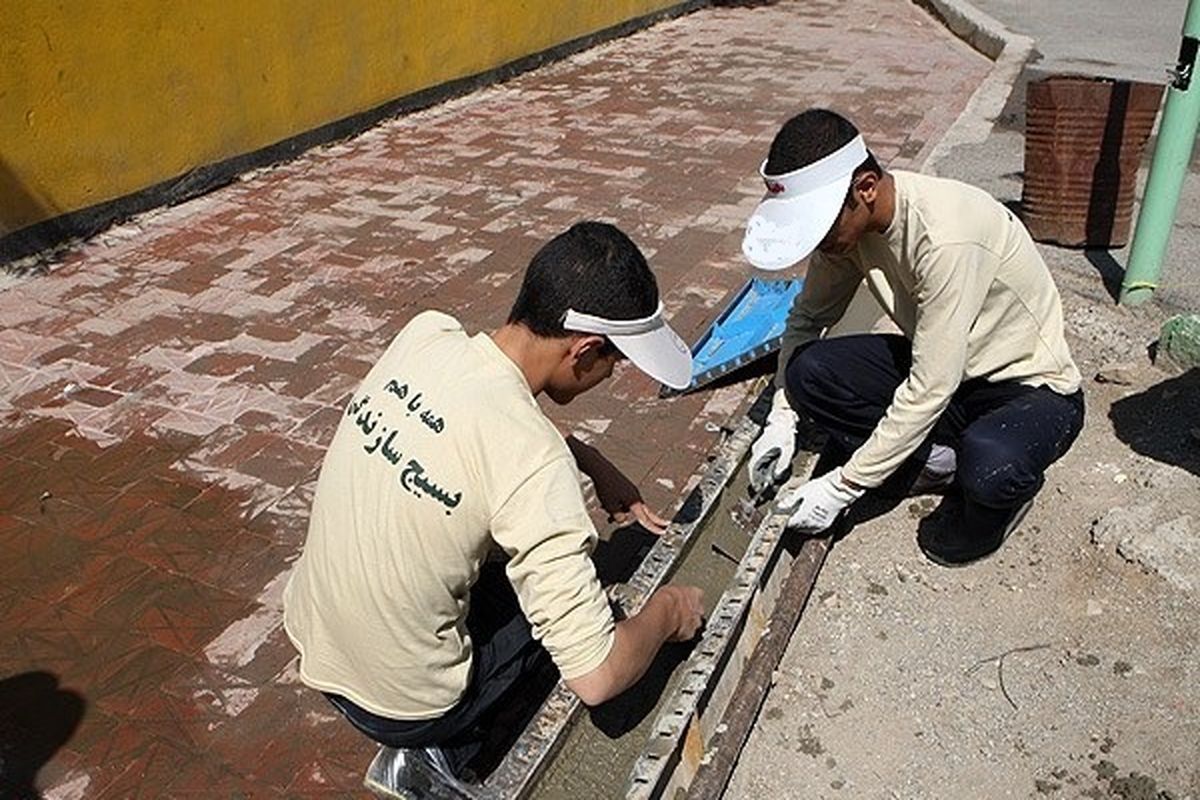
[527,458,760,800]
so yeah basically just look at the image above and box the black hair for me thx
[507,221,659,338]
[764,109,882,180]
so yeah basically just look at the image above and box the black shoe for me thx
[909,464,956,496]
[919,498,1033,567]
[910,444,957,496]
[874,445,956,499]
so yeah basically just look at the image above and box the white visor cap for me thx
[562,301,693,390]
[742,135,868,271]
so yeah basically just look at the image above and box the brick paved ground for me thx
[0,2,987,796]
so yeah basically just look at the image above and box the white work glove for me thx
[778,468,865,534]
[749,388,799,493]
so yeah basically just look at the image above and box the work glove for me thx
[749,388,799,493]
[778,467,865,534]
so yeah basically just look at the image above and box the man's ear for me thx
[567,334,607,370]
[855,171,880,205]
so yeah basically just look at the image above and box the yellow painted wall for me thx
[0,0,682,236]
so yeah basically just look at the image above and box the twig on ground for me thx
[965,643,1051,710]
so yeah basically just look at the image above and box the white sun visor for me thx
[562,301,693,390]
[742,135,868,271]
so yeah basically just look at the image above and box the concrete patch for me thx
[1092,508,1199,592]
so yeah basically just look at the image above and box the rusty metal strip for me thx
[684,535,830,799]
[481,385,771,799]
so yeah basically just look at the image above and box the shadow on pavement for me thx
[594,524,658,586]
[1109,368,1200,477]
[0,671,86,800]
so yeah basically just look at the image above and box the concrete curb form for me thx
[915,0,1034,175]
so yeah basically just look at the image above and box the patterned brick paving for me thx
[0,2,987,796]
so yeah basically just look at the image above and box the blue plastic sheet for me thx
[665,277,804,395]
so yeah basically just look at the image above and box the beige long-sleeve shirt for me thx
[776,170,1081,488]
[284,311,615,719]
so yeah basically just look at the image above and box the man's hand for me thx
[749,388,799,493]
[778,467,864,533]
[565,435,670,534]
[611,501,671,534]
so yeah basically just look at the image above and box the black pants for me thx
[324,562,547,775]
[786,334,1084,514]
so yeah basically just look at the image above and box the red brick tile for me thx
[0,521,137,606]
[185,424,276,469]
[238,437,322,490]
[9,376,75,410]
[223,616,299,686]
[245,504,311,548]
[245,321,301,342]
[222,355,294,387]
[288,405,343,448]
[100,549,250,640]
[146,426,205,456]
[3,603,113,681]
[160,660,260,726]
[160,755,272,798]
[34,342,87,366]
[88,726,200,799]
[70,386,124,408]
[201,685,314,787]
[104,678,229,755]
[279,367,341,402]
[51,704,121,763]
[180,482,258,523]
[0,417,72,459]
[0,459,47,515]
[140,522,272,597]
[77,397,174,441]
[182,527,278,599]
[284,725,376,795]
[86,439,175,488]
[86,362,166,393]
[0,591,59,662]
[116,474,207,509]
[184,351,266,379]
[53,491,160,551]
[54,554,153,615]
[32,429,103,472]
[232,408,293,434]
[300,370,362,407]
[44,744,130,800]
[295,337,345,367]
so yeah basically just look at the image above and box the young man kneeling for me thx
[743,109,1084,566]
[284,222,704,796]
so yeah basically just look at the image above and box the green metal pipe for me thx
[1120,0,1200,305]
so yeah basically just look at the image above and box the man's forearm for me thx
[565,588,684,706]
[563,433,602,479]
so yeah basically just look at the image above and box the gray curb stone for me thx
[915,0,1035,174]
